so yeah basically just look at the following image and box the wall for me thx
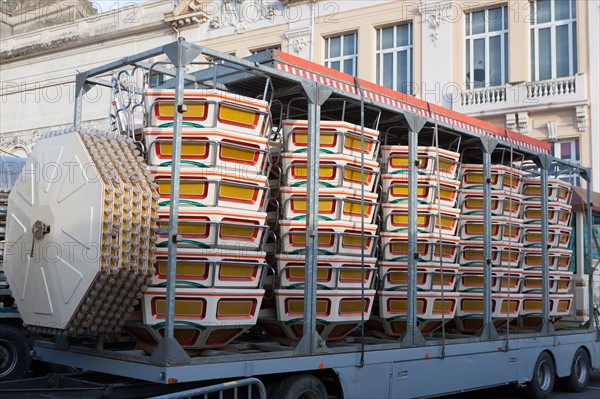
[0,0,596,192]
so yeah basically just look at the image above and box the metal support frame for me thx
[401,114,427,347]
[53,39,600,382]
[534,154,555,335]
[585,176,595,330]
[148,377,266,399]
[476,137,499,340]
[150,39,202,366]
[73,72,91,128]
[294,81,332,355]
[578,168,595,331]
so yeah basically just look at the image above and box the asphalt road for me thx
[439,370,600,399]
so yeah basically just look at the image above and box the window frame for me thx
[553,138,580,185]
[375,22,413,95]
[324,32,358,76]
[464,6,508,90]
[530,0,577,81]
[250,44,281,55]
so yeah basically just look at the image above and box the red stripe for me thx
[274,53,550,153]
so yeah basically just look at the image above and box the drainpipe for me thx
[309,0,315,61]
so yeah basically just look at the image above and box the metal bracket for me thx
[578,168,591,181]
[164,38,204,68]
[295,330,329,355]
[478,136,498,154]
[476,323,499,341]
[535,320,556,335]
[534,153,552,170]
[402,113,427,134]
[74,72,92,98]
[401,328,426,347]
[300,81,333,106]
[150,336,191,366]
[53,335,70,351]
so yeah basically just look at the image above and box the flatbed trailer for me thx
[0,39,598,399]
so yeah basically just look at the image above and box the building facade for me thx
[1,0,598,190]
[0,0,598,320]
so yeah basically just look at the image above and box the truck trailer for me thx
[0,39,598,399]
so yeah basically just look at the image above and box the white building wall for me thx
[0,0,597,185]
[0,0,175,154]
[419,0,454,108]
[587,0,600,190]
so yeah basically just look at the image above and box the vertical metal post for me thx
[354,77,366,366]
[164,43,185,344]
[536,155,554,335]
[477,138,498,340]
[401,115,426,347]
[584,171,595,330]
[73,73,89,128]
[151,39,201,366]
[295,82,332,355]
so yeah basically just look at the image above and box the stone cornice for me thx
[0,21,169,61]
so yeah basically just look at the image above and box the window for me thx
[376,23,413,95]
[250,45,281,55]
[465,6,508,89]
[324,32,357,75]
[553,138,580,185]
[583,214,600,273]
[149,72,165,88]
[530,0,577,81]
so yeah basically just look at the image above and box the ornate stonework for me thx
[418,1,451,46]
[546,120,557,141]
[285,27,310,56]
[164,0,210,28]
[517,111,529,134]
[208,0,281,34]
[575,105,588,133]
[0,133,39,157]
[505,113,517,131]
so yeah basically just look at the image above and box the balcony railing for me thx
[460,85,508,107]
[454,74,586,114]
[526,76,577,99]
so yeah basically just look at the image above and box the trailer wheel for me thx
[0,324,31,381]
[269,374,328,399]
[526,351,555,399]
[559,348,590,392]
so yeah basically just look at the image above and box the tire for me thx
[526,351,555,399]
[269,374,328,399]
[559,348,590,393]
[0,324,31,381]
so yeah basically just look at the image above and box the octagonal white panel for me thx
[4,130,157,335]
[5,133,103,330]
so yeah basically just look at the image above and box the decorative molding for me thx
[517,111,529,134]
[0,132,39,156]
[547,120,557,141]
[164,0,210,28]
[418,1,451,46]
[505,113,517,131]
[290,37,307,54]
[11,133,40,148]
[426,12,442,45]
[285,27,310,39]
[575,105,588,132]
[208,0,280,34]
[285,27,310,55]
